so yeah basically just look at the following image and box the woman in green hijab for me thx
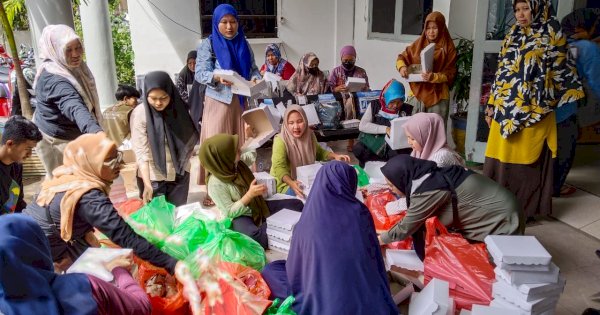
[199,134,303,248]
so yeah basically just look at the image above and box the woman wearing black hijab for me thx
[176,50,197,104]
[131,71,199,206]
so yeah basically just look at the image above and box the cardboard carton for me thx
[491,293,559,315]
[364,161,387,184]
[345,77,367,92]
[296,163,322,195]
[403,43,436,82]
[493,274,565,303]
[485,235,552,266]
[213,69,268,97]
[266,209,302,233]
[259,103,282,130]
[385,116,411,150]
[242,106,279,150]
[268,237,291,254]
[254,172,277,198]
[266,227,292,243]
[471,305,521,315]
[386,249,424,272]
[67,248,133,282]
[495,264,560,286]
[408,278,450,315]
[302,103,321,126]
[341,119,360,129]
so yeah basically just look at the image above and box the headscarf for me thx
[264,43,289,75]
[488,0,584,138]
[398,12,457,107]
[143,71,199,177]
[178,50,197,87]
[377,79,406,119]
[199,134,269,225]
[381,155,470,207]
[403,112,448,160]
[279,105,317,179]
[33,24,102,124]
[36,133,115,242]
[339,45,357,75]
[0,214,96,315]
[286,161,397,314]
[288,52,327,95]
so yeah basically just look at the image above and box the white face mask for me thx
[377,109,399,120]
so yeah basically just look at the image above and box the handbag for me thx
[358,132,387,156]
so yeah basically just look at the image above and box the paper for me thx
[385,116,411,150]
[345,77,367,92]
[302,103,321,126]
[241,106,278,150]
[67,248,133,282]
[276,102,287,118]
[402,43,436,82]
[213,69,268,97]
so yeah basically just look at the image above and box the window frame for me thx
[367,0,428,42]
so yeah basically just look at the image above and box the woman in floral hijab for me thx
[483,0,584,221]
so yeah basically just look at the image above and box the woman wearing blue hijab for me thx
[0,214,151,315]
[261,161,398,315]
[195,4,262,192]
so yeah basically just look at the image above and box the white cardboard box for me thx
[259,103,282,131]
[213,69,268,97]
[67,248,133,282]
[495,264,560,286]
[242,106,279,150]
[268,237,291,253]
[491,294,559,315]
[495,274,566,302]
[266,209,302,233]
[296,163,322,192]
[364,161,387,184]
[495,261,551,272]
[341,119,360,129]
[254,172,276,198]
[409,278,450,315]
[266,227,292,243]
[385,116,411,150]
[345,77,367,92]
[485,235,552,266]
[386,249,424,272]
[403,43,436,82]
[490,297,557,315]
[302,103,321,126]
[471,304,521,315]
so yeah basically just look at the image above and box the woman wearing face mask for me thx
[271,105,350,198]
[130,71,199,206]
[259,44,295,80]
[194,4,261,205]
[33,24,105,179]
[404,112,464,167]
[22,133,180,274]
[286,52,329,96]
[328,45,370,93]
[353,79,412,168]
[484,0,584,222]
[397,12,457,128]
[200,134,303,249]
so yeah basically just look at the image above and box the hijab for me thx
[398,12,457,107]
[381,155,470,207]
[489,0,584,138]
[199,134,269,225]
[0,214,97,315]
[379,79,406,118]
[286,161,397,315]
[339,45,357,75]
[36,133,115,242]
[143,71,199,177]
[178,50,197,87]
[211,4,252,80]
[289,52,327,95]
[404,112,448,160]
[33,24,102,124]
[264,43,288,75]
[279,105,317,179]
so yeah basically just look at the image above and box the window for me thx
[200,0,277,38]
[369,0,433,40]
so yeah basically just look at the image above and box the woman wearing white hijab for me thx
[33,24,104,179]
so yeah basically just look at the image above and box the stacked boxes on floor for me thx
[266,209,302,254]
[408,278,455,315]
[484,236,566,315]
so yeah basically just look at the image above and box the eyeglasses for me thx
[103,151,124,168]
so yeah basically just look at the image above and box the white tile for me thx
[551,190,600,229]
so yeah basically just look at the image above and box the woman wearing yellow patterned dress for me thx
[484,0,584,222]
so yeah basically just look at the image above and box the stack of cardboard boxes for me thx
[266,209,302,254]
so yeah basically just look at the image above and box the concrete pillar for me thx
[25,0,74,60]
[80,0,118,111]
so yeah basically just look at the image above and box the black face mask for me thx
[342,61,355,70]
[308,67,319,75]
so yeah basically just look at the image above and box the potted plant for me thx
[450,38,474,155]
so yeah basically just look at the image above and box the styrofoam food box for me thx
[490,295,557,315]
[471,304,521,315]
[408,278,450,315]
[495,274,566,302]
[268,237,290,254]
[386,249,424,272]
[493,276,563,307]
[495,263,560,286]
[491,292,559,314]
[495,261,551,272]
[266,209,302,233]
[266,227,292,243]
[485,235,552,266]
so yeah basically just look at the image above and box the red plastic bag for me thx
[384,211,413,249]
[216,261,271,299]
[135,258,190,315]
[423,217,495,311]
[202,274,272,315]
[365,190,403,231]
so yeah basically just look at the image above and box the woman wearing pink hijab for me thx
[403,112,464,167]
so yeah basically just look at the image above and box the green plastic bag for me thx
[265,296,296,315]
[161,216,208,260]
[353,165,370,187]
[127,196,175,247]
[200,219,267,271]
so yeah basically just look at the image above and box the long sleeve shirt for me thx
[358,104,389,134]
[88,267,151,315]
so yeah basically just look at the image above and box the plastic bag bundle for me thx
[200,220,267,271]
[127,196,175,247]
[265,296,296,315]
[364,190,404,231]
[136,257,189,315]
[317,102,342,129]
[161,216,208,260]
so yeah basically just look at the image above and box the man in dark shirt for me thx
[0,115,42,214]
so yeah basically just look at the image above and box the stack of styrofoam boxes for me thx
[459,304,521,315]
[409,278,455,315]
[254,172,276,198]
[296,163,322,197]
[484,235,566,315]
[266,209,302,254]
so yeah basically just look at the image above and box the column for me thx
[25,0,74,58]
[80,0,118,111]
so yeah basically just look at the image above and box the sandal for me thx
[203,196,215,207]
[559,185,577,196]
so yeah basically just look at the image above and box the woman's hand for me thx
[485,116,492,128]
[386,127,391,136]
[246,179,267,199]
[399,66,409,79]
[104,254,133,272]
[245,123,255,139]
[334,85,348,93]
[214,76,233,86]
[259,69,266,76]
[142,184,153,204]
[421,72,433,81]
[251,78,260,86]
[289,180,305,199]
[331,153,351,163]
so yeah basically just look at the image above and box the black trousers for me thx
[352,141,411,168]
[232,198,304,249]
[553,115,578,196]
[136,172,190,207]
